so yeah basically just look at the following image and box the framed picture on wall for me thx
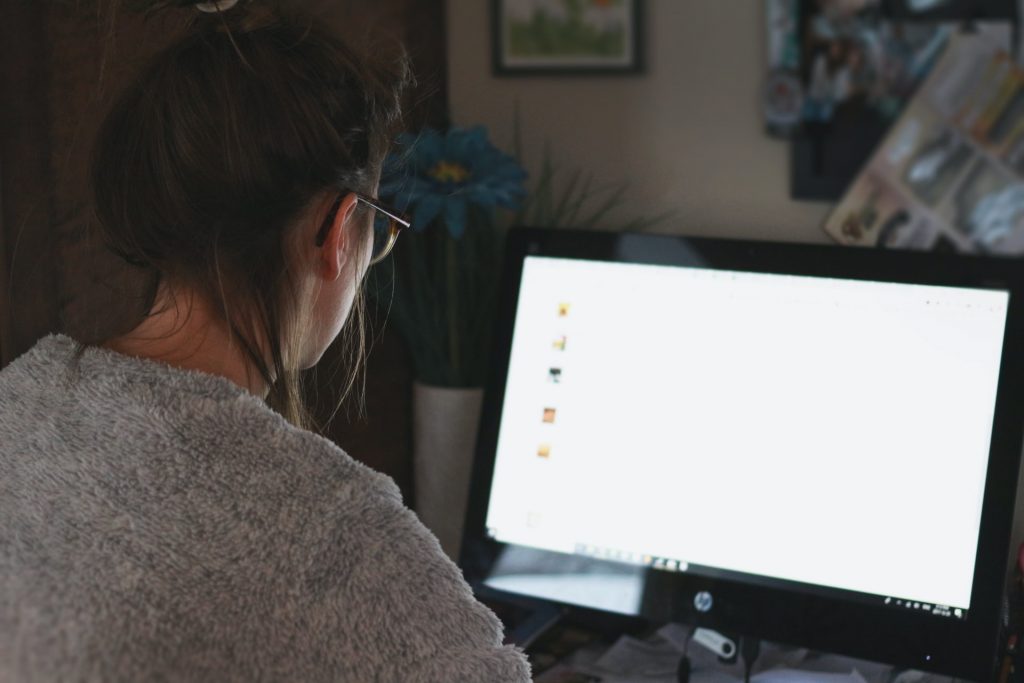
[492,0,644,75]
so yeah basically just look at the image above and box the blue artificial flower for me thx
[379,126,528,238]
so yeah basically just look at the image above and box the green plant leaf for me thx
[620,208,678,233]
[550,167,583,226]
[579,182,628,228]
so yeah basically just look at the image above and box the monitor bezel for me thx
[460,227,1024,680]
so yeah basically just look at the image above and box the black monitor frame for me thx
[460,227,1024,680]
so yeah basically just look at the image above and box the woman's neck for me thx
[102,283,269,398]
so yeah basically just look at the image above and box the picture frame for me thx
[491,0,644,76]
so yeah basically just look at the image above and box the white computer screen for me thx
[484,256,1010,612]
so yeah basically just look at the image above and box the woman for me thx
[0,2,531,681]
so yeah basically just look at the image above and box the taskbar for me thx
[570,541,969,621]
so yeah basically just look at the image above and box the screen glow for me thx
[484,256,1009,611]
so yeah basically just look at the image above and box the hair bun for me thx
[122,0,247,16]
[195,0,239,12]
[124,0,279,33]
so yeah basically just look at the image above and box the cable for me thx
[677,653,691,683]
[676,624,693,683]
[741,636,761,683]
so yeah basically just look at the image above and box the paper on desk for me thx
[555,626,954,683]
[653,624,949,683]
[591,635,680,678]
[581,635,870,683]
[654,624,811,672]
[752,670,868,683]
[664,666,868,683]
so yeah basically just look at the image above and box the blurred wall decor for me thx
[825,25,1024,253]
[766,0,1019,202]
[492,0,644,75]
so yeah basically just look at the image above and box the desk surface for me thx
[521,619,970,683]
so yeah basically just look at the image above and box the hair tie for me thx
[195,0,239,12]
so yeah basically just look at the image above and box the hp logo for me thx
[694,591,714,613]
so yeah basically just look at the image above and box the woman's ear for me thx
[318,192,360,282]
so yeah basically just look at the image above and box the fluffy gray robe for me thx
[0,334,531,682]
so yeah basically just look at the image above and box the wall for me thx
[447,0,832,242]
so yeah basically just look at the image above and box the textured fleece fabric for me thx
[0,333,531,682]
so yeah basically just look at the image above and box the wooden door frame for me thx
[0,0,59,366]
[0,160,10,367]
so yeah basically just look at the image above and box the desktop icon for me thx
[553,336,567,351]
[542,408,557,424]
[558,303,571,317]
[537,444,551,459]
[548,368,562,383]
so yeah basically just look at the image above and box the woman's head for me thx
[87,2,409,428]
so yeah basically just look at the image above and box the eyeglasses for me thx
[315,191,410,265]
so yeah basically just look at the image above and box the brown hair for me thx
[74,2,409,430]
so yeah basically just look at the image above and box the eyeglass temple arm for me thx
[356,194,411,229]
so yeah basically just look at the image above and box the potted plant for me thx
[375,125,527,558]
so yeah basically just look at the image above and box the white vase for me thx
[412,382,485,561]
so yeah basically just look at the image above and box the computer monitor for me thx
[460,227,1024,680]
